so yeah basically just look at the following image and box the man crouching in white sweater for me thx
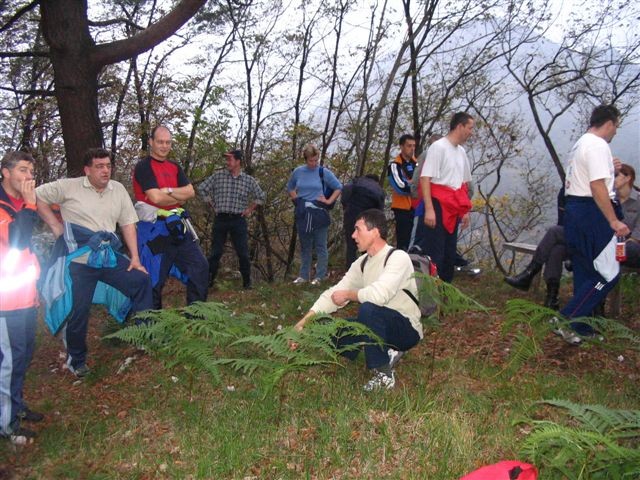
[293,208,423,391]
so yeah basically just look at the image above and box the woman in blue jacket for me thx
[287,144,342,285]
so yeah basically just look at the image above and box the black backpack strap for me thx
[361,247,397,273]
[402,288,420,308]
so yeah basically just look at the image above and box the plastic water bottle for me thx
[615,236,627,262]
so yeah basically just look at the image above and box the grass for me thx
[1,271,639,479]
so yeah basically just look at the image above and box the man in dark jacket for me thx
[341,174,385,268]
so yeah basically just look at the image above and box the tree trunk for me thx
[41,0,103,177]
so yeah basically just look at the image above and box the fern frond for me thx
[106,304,384,395]
[500,300,640,376]
[520,400,640,478]
[414,273,487,316]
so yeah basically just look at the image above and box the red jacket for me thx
[430,183,472,234]
[0,188,40,312]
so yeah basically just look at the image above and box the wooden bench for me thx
[502,242,541,292]
[608,266,640,317]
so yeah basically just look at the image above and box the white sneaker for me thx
[292,277,307,284]
[363,370,396,391]
[558,328,583,345]
[549,316,562,335]
[310,278,322,286]
[388,349,405,369]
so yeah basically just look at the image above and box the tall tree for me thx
[1,0,207,176]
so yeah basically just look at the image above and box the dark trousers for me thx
[393,208,414,251]
[336,302,420,370]
[154,231,209,309]
[560,197,619,335]
[344,212,359,269]
[409,214,428,253]
[533,225,566,283]
[421,198,459,283]
[625,241,640,268]
[67,256,153,368]
[208,214,251,287]
[0,307,36,435]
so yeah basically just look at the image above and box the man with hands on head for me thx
[293,209,423,392]
[37,148,153,378]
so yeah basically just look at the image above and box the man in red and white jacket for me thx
[0,151,42,445]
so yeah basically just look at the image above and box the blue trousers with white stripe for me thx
[561,196,620,335]
[0,307,37,436]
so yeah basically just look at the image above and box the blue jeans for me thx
[67,255,153,368]
[298,226,328,280]
[337,302,420,369]
[0,307,37,435]
[208,214,251,287]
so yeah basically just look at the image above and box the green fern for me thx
[105,303,382,395]
[105,302,255,384]
[414,272,487,318]
[518,400,640,479]
[220,316,383,395]
[501,300,640,376]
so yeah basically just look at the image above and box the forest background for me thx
[1,0,640,281]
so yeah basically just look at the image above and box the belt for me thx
[216,212,242,218]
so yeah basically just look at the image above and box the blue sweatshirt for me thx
[287,165,342,201]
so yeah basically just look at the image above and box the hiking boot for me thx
[18,408,44,423]
[388,349,405,369]
[292,277,307,285]
[504,260,543,291]
[544,280,560,310]
[68,364,90,378]
[9,427,36,446]
[363,369,396,391]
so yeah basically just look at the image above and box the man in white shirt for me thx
[557,104,629,345]
[293,209,423,391]
[420,112,473,282]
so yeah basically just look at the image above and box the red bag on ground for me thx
[460,460,538,480]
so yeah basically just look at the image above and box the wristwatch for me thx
[167,187,174,195]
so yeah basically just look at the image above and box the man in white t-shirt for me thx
[556,105,629,345]
[292,209,423,392]
[419,112,473,282]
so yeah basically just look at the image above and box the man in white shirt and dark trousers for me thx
[557,105,629,345]
[420,112,474,282]
[293,209,423,391]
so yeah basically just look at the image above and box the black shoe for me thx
[504,261,542,291]
[243,284,253,290]
[544,280,560,310]
[18,408,44,423]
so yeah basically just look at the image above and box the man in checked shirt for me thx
[198,149,265,289]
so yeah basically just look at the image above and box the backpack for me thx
[360,248,438,317]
